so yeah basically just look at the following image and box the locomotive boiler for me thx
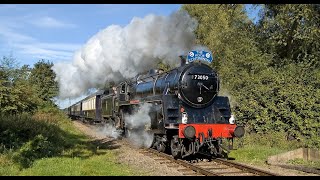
[67,50,245,159]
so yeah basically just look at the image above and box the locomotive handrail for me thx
[134,70,170,84]
[163,82,170,95]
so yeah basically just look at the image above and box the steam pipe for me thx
[179,55,186,66]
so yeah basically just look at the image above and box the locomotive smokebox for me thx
[178,63,219,108]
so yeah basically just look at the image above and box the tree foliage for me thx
[253,4,320,146]
[0,56,39,114]
[29,59,58,104]
[256,4,320,69]
[0,57,58,115]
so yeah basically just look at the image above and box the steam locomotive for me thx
[66,50,244,159]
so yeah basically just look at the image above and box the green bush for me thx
[0,112,71,167]
[12,134,57,168]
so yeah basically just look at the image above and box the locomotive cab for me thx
[118,82,130,101]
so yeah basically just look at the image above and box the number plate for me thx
[192,74,209,80]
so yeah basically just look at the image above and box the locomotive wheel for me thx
[119,109,132,138]
[124,127,132,138]
[115,109,125,130]
[170,136,182,159]
[221,151,229,159]
[156,142,166,153]
[114,116,120,129]
[120,109,125,129]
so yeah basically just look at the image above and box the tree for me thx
[29,60,58,105]
[0,56,40,114]
[256,4,320,69]
[253,4,320,146]
[0,55,20,84]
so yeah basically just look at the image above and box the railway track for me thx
[75,120,317,176]
[140,148,280,176]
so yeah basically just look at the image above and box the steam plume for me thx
[52,10,197,99]
[124,103,154,148]
[93,123,122,139]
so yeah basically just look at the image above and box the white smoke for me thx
[93,123,122,139]
[89,103,155,147]
[52,10,198,99]
[124,103,154,148]
[125,103,152,129]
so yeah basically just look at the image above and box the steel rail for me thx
[215,158,279,176]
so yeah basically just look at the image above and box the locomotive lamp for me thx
[182,112,188,124]
[229,114,235,124]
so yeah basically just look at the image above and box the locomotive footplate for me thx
[178,124,239,140]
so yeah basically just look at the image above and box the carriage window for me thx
[121,84,126,93]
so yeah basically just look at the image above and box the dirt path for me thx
[72,121,318,176]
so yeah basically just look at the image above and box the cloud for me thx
[32,43,81,52]
[0,26,35,43]
[29,16,76,28]
[0,27,80,61]
[15,43,77,60]
[0,14,80,62]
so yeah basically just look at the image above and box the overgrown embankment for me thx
[0,107,143,175]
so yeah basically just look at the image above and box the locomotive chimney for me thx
[179,55,187,66]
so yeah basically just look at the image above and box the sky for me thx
[0,4,260,109]
[0,4,182,66]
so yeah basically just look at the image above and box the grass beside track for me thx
[229,146,287,165]
[228,133,320,169]
[0,152,145,176]
[0,108,147,176]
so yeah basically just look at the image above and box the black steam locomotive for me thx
[67,50,244,159]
